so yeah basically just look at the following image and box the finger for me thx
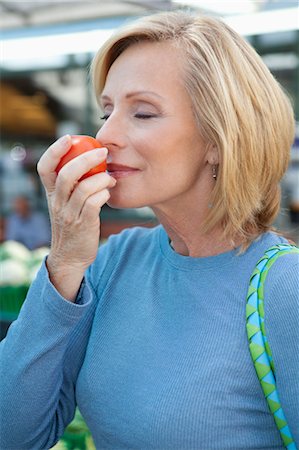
[65,172,116,220]
[55,148,108,206]
[80,189,111,223]
[37,135,72,192]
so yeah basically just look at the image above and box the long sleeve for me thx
[0,261,96,449]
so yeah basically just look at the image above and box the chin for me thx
[107,185,162,210]
[107,195,147,210]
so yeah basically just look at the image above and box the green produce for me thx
[0,259,29,286]
[0,241,50,286]
[0,241,50,320]
[0,240,31,264]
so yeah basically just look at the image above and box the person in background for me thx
[285,157,299,225]
[4,194,51,250]
[0,216,5,244]
[0,11,298,450]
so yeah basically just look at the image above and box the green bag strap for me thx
[246,243,299,450]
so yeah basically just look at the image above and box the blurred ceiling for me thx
[0,0,297,30]
[0,1,172,30]
[0,0,297,139]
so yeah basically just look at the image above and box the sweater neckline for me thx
[158,225,263,271]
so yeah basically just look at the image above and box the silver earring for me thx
[212,165,217,180]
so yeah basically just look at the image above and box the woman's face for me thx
[96,41,211,211]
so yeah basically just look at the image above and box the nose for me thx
[95,115,125,150]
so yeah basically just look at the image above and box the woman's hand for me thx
[37,135,116,301]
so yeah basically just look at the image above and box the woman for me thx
[0,11,298,450]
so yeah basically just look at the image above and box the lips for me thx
[107,163,135,171]
[107,163,140,178]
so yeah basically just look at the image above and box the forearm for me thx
[0,261,94,449]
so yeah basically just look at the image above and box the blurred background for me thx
[0,1,298,447]
[0,0,298,242]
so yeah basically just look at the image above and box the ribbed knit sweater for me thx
[0,225,298,450]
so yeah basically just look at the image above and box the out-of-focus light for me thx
[173,3,298,34]
[1,55,68,71]
[262,53,298,71]
[10,144,27,162]
[224,7,299,35]
[1,28,114,66]
[0,7,298,72]
[173,0,256,15]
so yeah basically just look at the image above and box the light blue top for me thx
[0,225,298,449]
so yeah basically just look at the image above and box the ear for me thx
[206,145,219,166]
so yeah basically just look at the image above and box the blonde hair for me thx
[91,11,295,247]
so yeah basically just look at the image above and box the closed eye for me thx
[135,113,158,119]
[100,113,158,121]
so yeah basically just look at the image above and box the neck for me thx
[152,205,238,257]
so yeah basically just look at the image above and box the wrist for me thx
[46,255,85,302]
[46,253,85,276]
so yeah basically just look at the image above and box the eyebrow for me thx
[100,90,164,102]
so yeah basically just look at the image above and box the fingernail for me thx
[59,134,70,146]
[96,147,108,157]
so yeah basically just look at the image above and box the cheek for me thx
[134,131,174,168]
[132,124,205,182]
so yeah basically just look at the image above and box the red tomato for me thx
[55,135,107,181]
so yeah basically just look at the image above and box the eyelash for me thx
[135,113,157,119]
[100,113,157,121]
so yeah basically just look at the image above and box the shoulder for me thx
[239,232,297,280]
[260,234,299,360]
[245,232,298,328]
[247,232,298,269]
[254,232,299,309]
[261,233,299,291]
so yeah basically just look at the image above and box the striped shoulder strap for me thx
[246,243,299,450]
